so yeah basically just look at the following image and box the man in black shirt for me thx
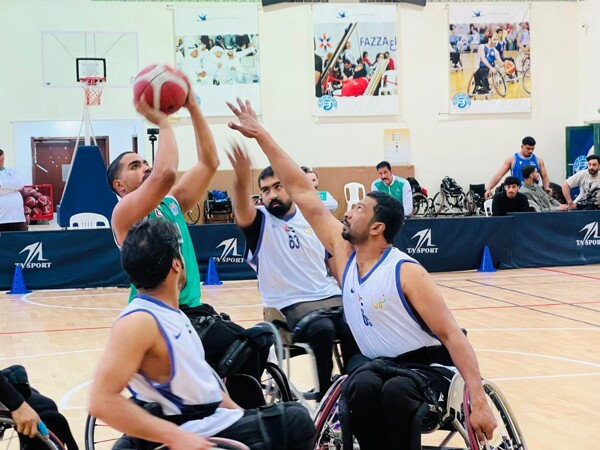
[492,176,530,216]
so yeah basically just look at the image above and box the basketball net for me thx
[76,77,105,147]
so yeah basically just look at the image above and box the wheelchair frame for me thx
[0,408,65,450]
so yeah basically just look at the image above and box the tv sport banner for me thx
[313,4,399,116]
[174,6,260,116]
[448,4,530,114]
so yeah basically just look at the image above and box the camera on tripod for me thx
[147,128,159,142]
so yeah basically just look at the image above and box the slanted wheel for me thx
[412,193,429,217]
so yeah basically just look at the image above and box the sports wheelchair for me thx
[0,405,65,450]
[312,367,527,450]
[431,177,468,217]
[408,177,430,217]
[465,184,486,216]
[204,190,234,224]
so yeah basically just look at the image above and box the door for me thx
[32,137,109,210]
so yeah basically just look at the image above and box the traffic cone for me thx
[7,266,32,294]
[203,257,223,286]
[477,246,496,273]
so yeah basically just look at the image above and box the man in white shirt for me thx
[0,149,27,232]
[562,155,600,210]
[301,166,338,212]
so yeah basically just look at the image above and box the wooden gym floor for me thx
[1,265,599,449]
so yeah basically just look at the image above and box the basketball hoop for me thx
[80,77,106,106]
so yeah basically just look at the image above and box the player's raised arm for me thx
[227,98,349,260]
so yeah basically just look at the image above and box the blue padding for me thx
[57,145,117,227]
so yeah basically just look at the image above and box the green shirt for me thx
[372,177,405,204]
[128,196,201,307]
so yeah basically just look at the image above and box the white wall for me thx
[0,0,594,195]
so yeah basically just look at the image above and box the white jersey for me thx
[118,295,243,436]
[0,168,25,224]
[246,206,341,310]
[342,247,440,359]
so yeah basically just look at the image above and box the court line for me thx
[0,348,104,362]
[0,327,111,336]
[58,380,92,410]
[538,267,600,281]
[490,372,600,382]
[469,327,599,331]
[476,348,600,368]
[452,300,600,311]
[20,293,121,311]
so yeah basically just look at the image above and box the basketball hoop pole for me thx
[75,76,104,149]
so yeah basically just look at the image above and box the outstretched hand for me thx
[134,96,169,125]
[226,98,265,139]
[226,142,252,173]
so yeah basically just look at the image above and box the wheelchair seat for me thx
[204,190,234,224]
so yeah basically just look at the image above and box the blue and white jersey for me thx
[342,247,440,359]
[118,295,243,436]
[512,152,540,183]
[479,46,497,68]
[495,40,506,59]
[246,206,341,310]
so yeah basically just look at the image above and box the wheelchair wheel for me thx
[464,381,527,450]
[522,67,531,95]
[85,414,123,450]
[185,202,202,225]
[491,71,507,97]
[412,193,429,217]
[467,72,477,96]
[262,362,294,405]
[0,412,65,450]
[465,191,476,216]
[312,376,355,450]
[431,192,445,217]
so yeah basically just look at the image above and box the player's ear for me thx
[370,221,385,237]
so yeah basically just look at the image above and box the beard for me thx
[266,199,292,218]
[589,168,598,175]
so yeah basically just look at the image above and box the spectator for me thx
[301,166,338,211]
[370,161,412,217]
[340,64,369,97]
[520,166,568,211]
[492,176,530,216]
[383,51,395,70]
[561,154,600,210]
[485,136,551,199]
[1,366,79,449]
[0,148,27,232]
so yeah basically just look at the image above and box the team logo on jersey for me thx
[577,222,600,247]
[215,238,244,263]
[407,229,439,254]
[353,288,372,327]
[371,293,387,310]
[304,226,314,235]
[169,202,179,216]
[284,225,296,233]
[154,208,163,217]
[16,242,52,269]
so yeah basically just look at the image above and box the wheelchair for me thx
[204,190,234,224]
[0,406,65,450]
[408,177,430,218]
[467,68,507,99]
[312,370,527,450]
[465,184,486,216]
[431,177,468,217]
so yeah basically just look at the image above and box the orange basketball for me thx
[505,60,516,75]
[133,64,189,115]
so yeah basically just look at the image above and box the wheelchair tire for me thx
[312,375,350,450]
[464,381,527,450]
[0,413,65,450]
[465,191,479,216]
[85,414,124,450]
[431,192,445,217]
[185,202,202,225]
[412,193,429,217]
[522,67,531,95]
[262,362,294,405]
[491,71,507,97]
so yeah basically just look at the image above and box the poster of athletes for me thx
[448,4,531,114]
[313,5,399,117]
[174,6,260,116]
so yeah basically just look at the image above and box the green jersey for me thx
[372,177,406,204]
[128,196,201,307]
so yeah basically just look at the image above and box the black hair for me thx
[353,66,367,78]
[300,166,309,174]
[504,176,521,187]
[366,191,404,244]
[376,161,392,171]
[258,165,275,188]
[521,165,537,179]
[121,218,182,290]
[496,27,503,33]
[522,136,536,146]
[586,154,600,163]
[107,151,136,195]
[0,148,4,156]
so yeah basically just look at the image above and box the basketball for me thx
[37,195,49,206]
[133,64,189,115]
[25,196,37,208]
[505,60,516,75]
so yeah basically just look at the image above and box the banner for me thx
[313,4,399,116]
[448,4,531,114]
[174,6,260,116]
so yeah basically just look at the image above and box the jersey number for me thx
[288,235,300,249]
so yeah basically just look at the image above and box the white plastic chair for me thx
[483,199,493,217]
[344,182,366,212]
[379,70,399,96]
[528,199,541,212]
[69,212,109,229]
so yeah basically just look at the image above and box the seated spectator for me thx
[1,366,79,449]
[0,148,27,232]
[561,155,600,210]
[520,166,568,211]
[341,59,354,79]
[89,218,314,450]
[340,64,369,97]
[301,166,338,211]
[370,161,412,217]
[492,176,530,216]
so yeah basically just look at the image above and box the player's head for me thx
[301,167,319,189]
[258,166,293,218]
[503,176,521,198]
[521,165,538,182]
[376,161,394,186]
[586,154,600,175]
[0,148,4,169]
[496,27,504,38]
[121,217,186,292]
[520,136,536,157]
[107,152,151,197]
[342,191,404,245]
